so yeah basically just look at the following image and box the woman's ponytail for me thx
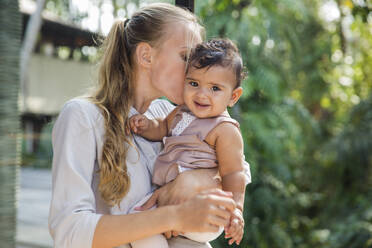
[91,20,134,206]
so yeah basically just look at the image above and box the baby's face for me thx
[183,65,240,118]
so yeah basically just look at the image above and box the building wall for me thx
[23,54,96,115]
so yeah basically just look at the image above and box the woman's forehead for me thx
[164,22,202,48]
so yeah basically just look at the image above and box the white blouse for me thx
[48,98,251,248]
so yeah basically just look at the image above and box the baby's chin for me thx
[188,107,226,119]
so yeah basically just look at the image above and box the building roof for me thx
[20,0,102,48]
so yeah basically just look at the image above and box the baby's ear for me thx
[228,87,243,107]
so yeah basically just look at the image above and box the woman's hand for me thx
[173,189,236,233]
[135,168,222,211]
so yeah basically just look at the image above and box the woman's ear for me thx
[228,87,243,107]
[135,42,153,68]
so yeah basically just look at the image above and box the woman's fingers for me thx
[204,193,236,213]
[209,205,231,221]
[174,190,237,234]
[206,214,230,228]
[134,190,159,211]
[200,188,233,198]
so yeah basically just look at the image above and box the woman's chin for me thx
[169,97,184,106]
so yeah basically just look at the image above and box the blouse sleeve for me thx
[48,100,102,248]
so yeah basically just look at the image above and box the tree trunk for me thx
[0,0,22,247]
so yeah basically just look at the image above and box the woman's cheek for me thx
[173,87,185,105]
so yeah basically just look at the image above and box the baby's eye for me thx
[212,86,220,91]
[189,81,198,87]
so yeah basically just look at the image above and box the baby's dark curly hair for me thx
[187,38,245,88]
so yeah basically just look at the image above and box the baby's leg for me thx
[182,226,224,243]
[131,235,169,248]
[168,236,212,248]
[129,193,169,248]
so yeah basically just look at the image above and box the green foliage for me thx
[198,0,372,247]
[22,121,54,169]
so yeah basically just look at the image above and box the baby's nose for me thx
[196,87,210,98]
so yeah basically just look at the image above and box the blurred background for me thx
[0,0,371,247]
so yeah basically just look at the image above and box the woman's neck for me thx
[133,70,161,114]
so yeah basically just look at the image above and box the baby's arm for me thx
[214,122,246,245]
[215,123,245,211]
[130,106,179,141]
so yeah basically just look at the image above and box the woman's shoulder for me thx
[63,97,101,114]
[57,97,103,129]
[146,99,176,119]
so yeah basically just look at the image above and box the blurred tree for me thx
[316,95,372,248]
[196,0,371,247]
[0,0,22,247]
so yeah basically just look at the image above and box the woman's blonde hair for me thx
[90,3,204,206]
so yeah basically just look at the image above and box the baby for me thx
[120,39,247,247]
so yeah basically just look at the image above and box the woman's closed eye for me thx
[180,52,187,62]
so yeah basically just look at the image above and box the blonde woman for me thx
[48,3,251,248]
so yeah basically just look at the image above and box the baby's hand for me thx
[129,114,149,134]
[224,208,244,245]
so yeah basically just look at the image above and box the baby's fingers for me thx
[207,214,230,228]
[163,231,172,239]
[134,117,142,126]
[129,118,138,133]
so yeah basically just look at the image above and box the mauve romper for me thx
[152,105,241,186]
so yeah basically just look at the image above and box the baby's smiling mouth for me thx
[194,101,210,108]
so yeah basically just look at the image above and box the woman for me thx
[48,3,251,248]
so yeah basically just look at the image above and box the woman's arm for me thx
[137,168,221,210]
[49,100,103,248]
[93,189,236,248]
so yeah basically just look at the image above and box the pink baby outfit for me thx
[152,105,239,186]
